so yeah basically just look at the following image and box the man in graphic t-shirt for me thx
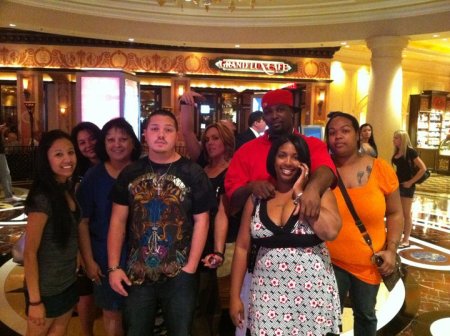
[108,110,216,336]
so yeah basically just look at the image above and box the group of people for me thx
[21,87,427,336]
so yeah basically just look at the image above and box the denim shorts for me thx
[93,276,124,311]
[26,282,79,318]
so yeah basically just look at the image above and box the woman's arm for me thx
[179,91,203,162]
[306,189,342,241]
[78,218,102,282]
[376,188,403,274]
[203,195,228,268]
[24,212,48,326]
[229,196,253,329]
[405,156,427,186]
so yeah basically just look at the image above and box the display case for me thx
[437,135,450,175]
[408,91,450,171]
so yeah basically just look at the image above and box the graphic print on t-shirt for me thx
[126,172,192,284]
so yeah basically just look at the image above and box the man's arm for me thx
[107,203,131,296]
[300,165,336,219]
[183,212,209,273]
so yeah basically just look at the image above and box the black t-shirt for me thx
[392,147,418,183]
[112,156,216,283]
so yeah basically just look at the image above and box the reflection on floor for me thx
[0,177,449,335]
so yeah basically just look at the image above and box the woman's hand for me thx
[179,90,204,106]
[292,163,310,216]
[85,261,103,285]
[375,249,397,276]
[402,180,414,189]
[202,253,224,269]
[229,296,245,329]
[28,303,46,327]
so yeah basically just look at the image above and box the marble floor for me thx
[0,175,449,336]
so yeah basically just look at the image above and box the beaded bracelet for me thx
[213,251,225,260]
[107,265,122,273]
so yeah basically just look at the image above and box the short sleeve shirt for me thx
[111,156,216,283]
[25,192,79,296]
[392,147,418,183]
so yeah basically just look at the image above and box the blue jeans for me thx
[123,270,198,336]
[333,265,379,336]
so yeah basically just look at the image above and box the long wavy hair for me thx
[26,130,77,247]
[393,130,413,159]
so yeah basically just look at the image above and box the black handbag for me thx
[337,176,403,291]
[408,152,431,184]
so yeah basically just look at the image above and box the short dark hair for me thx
[70,121,101,176]
[266,134,311,179]
[96,118,142,162]
[144,109,178,131]
[248,111,263,127]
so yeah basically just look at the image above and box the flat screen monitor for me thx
[301,125,324,140]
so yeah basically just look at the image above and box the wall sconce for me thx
[317,88,326,117]
[60,107,67,115]
[22,77,36,147]
[177,84,185,97]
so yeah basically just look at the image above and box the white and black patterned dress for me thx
[248,200,341,336]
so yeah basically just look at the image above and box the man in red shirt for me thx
[225,89,336,218]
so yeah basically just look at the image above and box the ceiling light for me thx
[9,23,16,27]
[433,34,440,38]
[128,38,135,42]
[158,0,256,12]
[340,42,347,45]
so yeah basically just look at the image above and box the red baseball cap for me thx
[261,89,293,109]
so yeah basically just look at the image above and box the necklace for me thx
[149,161,173,196]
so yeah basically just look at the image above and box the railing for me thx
[5,146,37,181]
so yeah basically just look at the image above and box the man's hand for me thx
[109,269,131,296]
[248,180,275,200]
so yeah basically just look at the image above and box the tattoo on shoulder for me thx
[357,171,364,184]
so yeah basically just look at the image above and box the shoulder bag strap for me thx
[337,173,375,254]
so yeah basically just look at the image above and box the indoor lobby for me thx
[0,174,449,335]
[0,1,450,335]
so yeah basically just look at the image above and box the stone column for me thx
[366,36,409,160]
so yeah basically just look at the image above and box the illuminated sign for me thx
[212,58,295,75]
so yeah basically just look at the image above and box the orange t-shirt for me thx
[327,159,399,285]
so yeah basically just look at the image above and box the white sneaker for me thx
[3,195,22,202]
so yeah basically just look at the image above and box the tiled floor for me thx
[0,174,449,335]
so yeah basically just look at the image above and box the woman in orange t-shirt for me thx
[325,112,403,336]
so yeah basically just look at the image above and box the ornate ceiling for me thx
[1,0,449,56]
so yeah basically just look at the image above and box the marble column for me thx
[366,36,409,160]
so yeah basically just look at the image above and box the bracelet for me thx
[213,251,225,260]
[293,192,303,205]
[107,265,122,273]
[29,300,42,306]
[179,99,193,106]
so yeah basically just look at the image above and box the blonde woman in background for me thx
[392,130,427,248]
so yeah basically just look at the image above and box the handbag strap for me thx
[337,173,375,254]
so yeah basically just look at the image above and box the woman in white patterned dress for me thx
[230,134,342,336]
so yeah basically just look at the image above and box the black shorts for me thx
[26,282,79,318]
[399,185,415,198]
[76,268,94,296]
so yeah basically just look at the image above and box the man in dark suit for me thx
[235,111,266,150]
